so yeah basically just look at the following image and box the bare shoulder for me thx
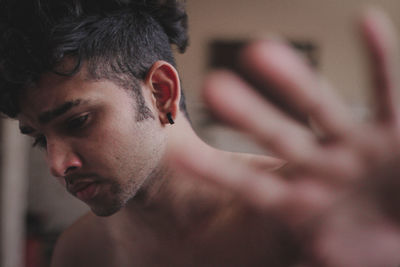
[50,212,110,267]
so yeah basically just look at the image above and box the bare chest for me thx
[91,218,287,267]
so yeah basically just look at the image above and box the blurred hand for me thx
[172,8,400,267]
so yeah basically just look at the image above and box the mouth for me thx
[69,182,99,201]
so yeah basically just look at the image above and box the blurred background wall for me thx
[1,1,399,266]
[177,0,400,151]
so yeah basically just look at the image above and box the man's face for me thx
[18,68,166,216]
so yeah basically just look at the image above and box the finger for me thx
[239,40,355,140]
[204,71,365,184]
[203,70,321,165]
[360,8,400,124]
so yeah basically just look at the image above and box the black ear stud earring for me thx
[167,112,174,124]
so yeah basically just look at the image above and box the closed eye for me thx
[66,113,90,130]
[31,113,91,149]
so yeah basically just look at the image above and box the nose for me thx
[46,139,83,178]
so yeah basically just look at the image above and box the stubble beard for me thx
[89,152,165,217]
[89,176,140,217]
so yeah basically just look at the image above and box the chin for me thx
[91,208,120,217]
[88,198,127,217]
[88,181,138,216]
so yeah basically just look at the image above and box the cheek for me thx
[81,113,164,174]
[84,123,140,167]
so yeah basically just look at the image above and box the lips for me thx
[68,181,99,201]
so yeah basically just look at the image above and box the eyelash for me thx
[31,114,90,149]
[66,113,90,130]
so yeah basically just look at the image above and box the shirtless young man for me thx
[0,1,294,266]
[2,0,400,266]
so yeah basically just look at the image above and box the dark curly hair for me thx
[0,0,189,119]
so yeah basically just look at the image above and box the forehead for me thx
[23,58,89,101]
[18,66,132,125]
[20,70,88,116]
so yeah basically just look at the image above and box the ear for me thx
[145,61,181,124]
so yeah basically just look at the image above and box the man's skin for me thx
[18,60,289,266]
[16,6,400,267]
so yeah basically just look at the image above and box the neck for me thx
[109,113,230,237]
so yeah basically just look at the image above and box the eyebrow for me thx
[38,99,84,124]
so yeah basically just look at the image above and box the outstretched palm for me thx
[171,8,400,266]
